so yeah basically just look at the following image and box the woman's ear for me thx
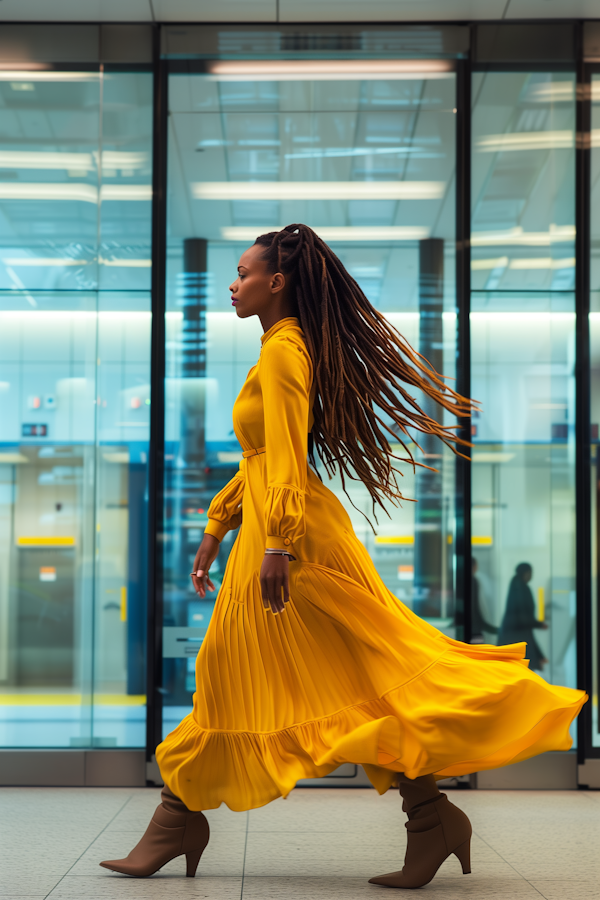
[270,272,286,294]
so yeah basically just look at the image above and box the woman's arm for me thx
[260,334,312,613]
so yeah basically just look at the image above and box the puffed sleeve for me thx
[261,335,312,553]
[204,460,246,542]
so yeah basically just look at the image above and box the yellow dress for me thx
[157,317,587,812]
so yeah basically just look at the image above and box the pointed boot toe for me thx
[368,871,405,886]
[99,858,138,876]
[99,786,210,878]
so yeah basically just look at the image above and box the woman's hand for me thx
[191,533,220,598]
[260,553,290,614]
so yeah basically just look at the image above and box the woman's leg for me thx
[100,785,210,878]
[369,774,472,889]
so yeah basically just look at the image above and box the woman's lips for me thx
[231,297,238,306]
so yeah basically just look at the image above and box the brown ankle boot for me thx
[100,786,210,878]
[368,774,472,888]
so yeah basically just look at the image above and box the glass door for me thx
[161,58,460,734]
[470,71,577,695]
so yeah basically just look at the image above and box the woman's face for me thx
[228,243,285,319]
[522,568,532,583]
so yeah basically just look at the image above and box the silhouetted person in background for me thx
[471,557,498,643]
[498,562,548,671]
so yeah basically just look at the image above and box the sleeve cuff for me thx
[266,535,294,552]
[204,519,228,542]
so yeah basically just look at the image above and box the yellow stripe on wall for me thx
[120,586,127,622]
[538,586,545,621]
[374,536,414,545]
[17,536,75,547]
[0,694,146,706]
[472,535,493,546]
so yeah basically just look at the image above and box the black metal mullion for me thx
[455,53,472,643]
[575,38,594,761]
[146,23,168,767]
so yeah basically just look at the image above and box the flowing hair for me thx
[254,223,474,516]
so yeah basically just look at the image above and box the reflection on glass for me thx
[471,72,575,291]
[163,68,460,732]
[0,70,153,748]
[471,68,576,696]
[589,75,600,746]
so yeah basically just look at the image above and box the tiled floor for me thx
[1,786,599,899]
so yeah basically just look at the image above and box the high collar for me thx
[260,316,300,345]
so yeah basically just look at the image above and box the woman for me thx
[101,225,586,889]
[499,563,548,672]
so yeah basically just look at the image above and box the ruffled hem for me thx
[156,651,587,812]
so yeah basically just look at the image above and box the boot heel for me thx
[454,839,471,875]
[185,849,203,878]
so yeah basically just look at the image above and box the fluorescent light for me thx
[194,181,445,201]
[509,257,575,270]
[0,151,148,173]
[476,131,573,152]
[471,257,508,271]
[102,151,149,170]
[0,152,93,171]
[2,257,151,268]
[2,257,86,267]
[0,70,98,81]
[100,185,152,201]
[285,146,422,160]
[0,183,97,202]
[471,226,575,247]
[206,59,453,82]
[99,258,151,267]
[221,226,430,242]
[0,184,152,203]
[472,453,515,463]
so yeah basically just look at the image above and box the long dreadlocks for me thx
[254,223,474,516]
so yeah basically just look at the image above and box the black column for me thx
[176,238,208,585]
[413,238,444,618]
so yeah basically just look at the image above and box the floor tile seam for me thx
[239,810,250,900]
[473,829,548,898]
[42,792,138,899]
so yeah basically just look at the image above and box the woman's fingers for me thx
[191,566,216,599]
[260,576,285,614]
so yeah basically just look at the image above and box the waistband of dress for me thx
[242,446,266,458]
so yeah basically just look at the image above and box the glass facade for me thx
[162,65,460,733]
[470,73,577,698]
[0,69,153,746]
[0,21,598,764]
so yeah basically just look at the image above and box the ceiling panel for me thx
[151,0,277,22]
[279,0,508,23]
[0,0,153,20]
[0,0,589,23]
[504,0,600,17]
